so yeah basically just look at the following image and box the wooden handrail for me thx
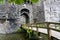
[22,22,60,40]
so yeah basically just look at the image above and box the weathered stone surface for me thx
[44,0,60,22]
[0,0,60,34]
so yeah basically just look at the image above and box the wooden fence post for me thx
[47,22,51,40]
[36,24,38,37]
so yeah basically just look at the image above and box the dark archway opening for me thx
[21,9,29,14]
[21,9,29,24]
[21,13,29,24]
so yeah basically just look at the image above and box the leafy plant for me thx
[16,28,21,32]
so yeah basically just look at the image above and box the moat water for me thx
[0,33,27,40]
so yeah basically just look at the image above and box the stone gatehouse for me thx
[0,0,60,34]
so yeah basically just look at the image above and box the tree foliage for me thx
[8,0,14,3]
[30,0,38,4]
[0,0,3,4]
[15,0,24,5]
[8,0,38,4]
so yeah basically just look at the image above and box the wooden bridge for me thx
[22,22,60,40]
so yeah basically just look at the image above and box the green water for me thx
[0,33,27,40]
[0,33,58,40]
[0,32,44,40]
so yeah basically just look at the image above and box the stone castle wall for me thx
[32,0,45,23]
[44,0,60,22]
[0,3,34,34]
[0,0,60,34]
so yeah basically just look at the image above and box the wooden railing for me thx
[22,22,60,40]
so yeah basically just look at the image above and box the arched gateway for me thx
[20,9,29,24]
